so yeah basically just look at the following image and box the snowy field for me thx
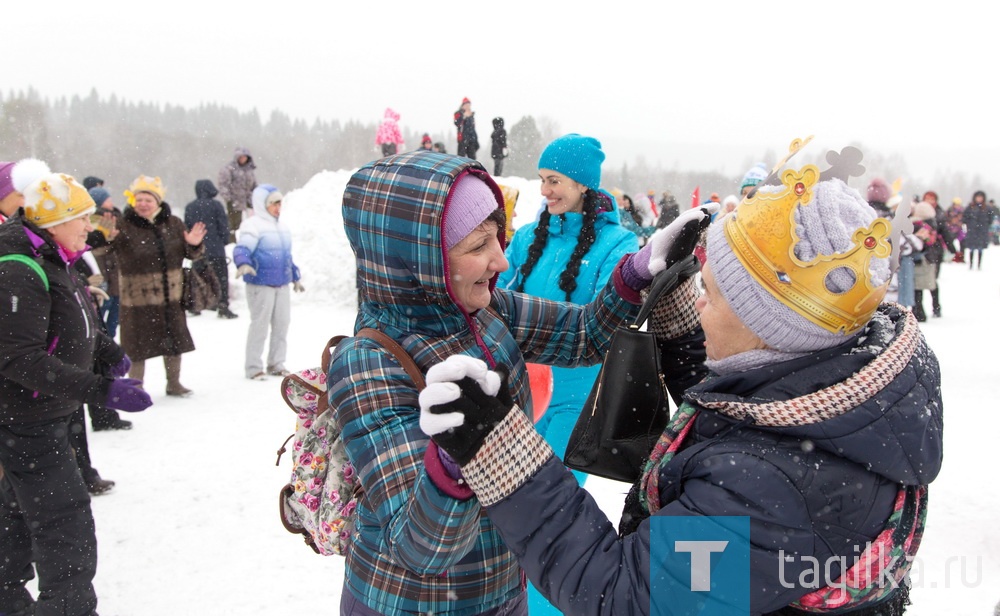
[44,169,998,615]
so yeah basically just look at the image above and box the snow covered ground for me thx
[46,169,997,615]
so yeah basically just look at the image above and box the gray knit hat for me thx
[707,178,891,353]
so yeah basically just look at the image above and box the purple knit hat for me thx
[444,174,500,249]
[0,162,15,201]
[707,178,891,353]
[867,177,892,204]
[1,159,51,202]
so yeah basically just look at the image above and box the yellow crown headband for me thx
[725,138,895,335]
[123,175,165,206]
[26,174,96,229]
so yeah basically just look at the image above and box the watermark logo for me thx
[779,545,983,591]
[650,516,750,615]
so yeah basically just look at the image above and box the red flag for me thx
[690,186,700,209]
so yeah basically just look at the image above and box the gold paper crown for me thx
[24,173,96,229]
[124,175,165,206]
[724,140,891,335]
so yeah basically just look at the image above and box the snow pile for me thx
[279,169,359,310]
[277,167,544,312]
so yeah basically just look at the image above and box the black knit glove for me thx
[630,204,717,281]
[419,359,514,466]
[662,206,714,270]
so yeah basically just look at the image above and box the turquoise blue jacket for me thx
[498,193,638,305]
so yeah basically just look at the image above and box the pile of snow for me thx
[278,170,359,310]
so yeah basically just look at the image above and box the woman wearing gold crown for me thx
[415,146,943,615]
[93,175,207,397]
[0,171,153,614]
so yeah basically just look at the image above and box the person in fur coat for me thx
[962,190,994,270]
[94,175,207,397]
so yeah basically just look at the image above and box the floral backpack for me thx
[276,329,424,555]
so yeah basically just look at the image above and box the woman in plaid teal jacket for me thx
[332,151,645,615]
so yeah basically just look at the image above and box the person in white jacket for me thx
[232,184,303,380]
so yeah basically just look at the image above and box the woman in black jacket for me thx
[184,179,234,317]
[962,190,994,270]
[490,117,507,176]
[0,171,152,615]
[454,97,479,159]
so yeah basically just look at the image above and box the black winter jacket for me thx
[0,214,123,424]
[184,180,230,258]
[962,198,994,250]
[454,111,479,153]
[490,118,507,159]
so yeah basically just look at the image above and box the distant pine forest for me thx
[2,88,992,208]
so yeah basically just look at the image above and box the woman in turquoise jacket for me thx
[498,134,638,480]
[497,134,638,616]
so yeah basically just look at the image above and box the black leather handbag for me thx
[564,256,700,483]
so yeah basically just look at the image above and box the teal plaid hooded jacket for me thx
[332,152,641,615]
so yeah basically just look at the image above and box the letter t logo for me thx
[675,541,729,591]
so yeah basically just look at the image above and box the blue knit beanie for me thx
[88,186,111,208]
[537,134,605,191]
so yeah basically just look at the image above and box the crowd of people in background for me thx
[0,151,307,615]
[0,146,306,497]
[371,97,511,175]
[861,183,999,322]
[606,164,998,327]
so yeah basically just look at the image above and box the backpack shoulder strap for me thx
[0,254,49,291]
[321,335,350,375]
[355,328,425,390]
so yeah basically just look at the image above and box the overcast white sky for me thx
[6,1,999,182]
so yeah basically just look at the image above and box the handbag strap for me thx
[355,328,426,390]
[633,255,701,328]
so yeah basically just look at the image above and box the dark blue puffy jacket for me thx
[183,180,229,258]
[483,304,942,615]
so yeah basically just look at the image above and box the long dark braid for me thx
[516,189,602,301]
[516,209,552,291]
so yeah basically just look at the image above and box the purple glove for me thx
[109,354,132,379]
[105,378,153,413]
[437,447,463,480]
